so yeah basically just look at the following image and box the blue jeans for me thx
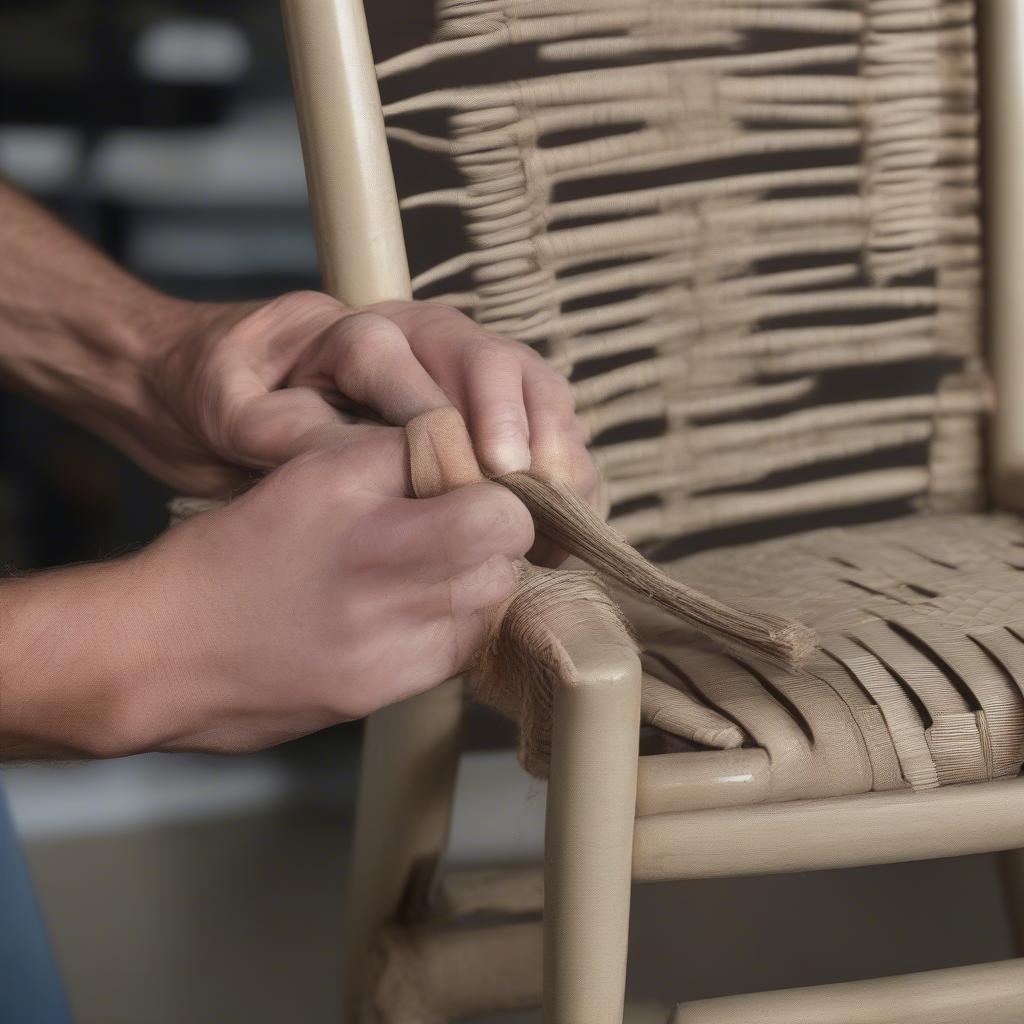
[0,786,72,1023]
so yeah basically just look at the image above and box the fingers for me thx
[315,311,451,425]
[368,302,597,496]
[360,481,535,579]
[223,383,372,468]
[520,358,602,509]
[444,556,519,669]
[369,302,535,476]
[461,346,533,476]
[446,554,520,619]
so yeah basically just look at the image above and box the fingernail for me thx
[487,438,532,476]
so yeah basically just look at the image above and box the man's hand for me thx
[0,182,593,759]
[140,292,600,513]
[0,180,599,552]
[1,432,533,758]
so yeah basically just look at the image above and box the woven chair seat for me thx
[632,512,1024,808]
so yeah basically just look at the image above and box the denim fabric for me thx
[0,786,72,1023]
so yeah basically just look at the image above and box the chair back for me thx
[378,0,986,551]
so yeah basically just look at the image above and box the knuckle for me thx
[547,372,577,410]
[446,554,518,631]
[575,456,602,496]
[468,343,521,383]
[480,486,535,554]
[217,399,259,455]
[529,365,576,412]
[269,289,338,320]
[281,446,359,500]
[516,340,550,370]
[453,484,534,555]
[425,301,475,328]
[341,311,405,353]
[482,400,529,443]
[420,300,467,323]
[334,313,408,384]
[478,554,519,603]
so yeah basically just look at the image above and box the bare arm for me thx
[0,181,602,761]
[0,180,598,500]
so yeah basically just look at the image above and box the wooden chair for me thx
[278,0,1024,1020]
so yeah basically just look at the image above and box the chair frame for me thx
[278,0,1024,1020]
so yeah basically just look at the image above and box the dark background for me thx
[0,0,317,572]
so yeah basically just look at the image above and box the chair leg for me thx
[998,850,1024,955]
[544,643,642,1023]
[340,677,465,1023]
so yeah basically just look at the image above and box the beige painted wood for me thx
[982,0,1024,963]
[671,958,1024,1024]
[413,920,542,1020]
[279,4,461,1021]
[544,640,642,1024]
[635,749,770,816]
[981,0,1024,509]
[632,778,1024,881]
[280,0,410,302]
[339,678,464,1021]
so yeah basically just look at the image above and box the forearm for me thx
[0,558,161,760]
[0,179,188,446]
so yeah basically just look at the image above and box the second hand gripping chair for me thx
[276,0,1024,1020]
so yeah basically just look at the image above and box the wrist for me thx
[0,555,174,760]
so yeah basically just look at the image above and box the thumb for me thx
[226,386,388,468]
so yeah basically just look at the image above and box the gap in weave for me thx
[644,649,733,716]
[820,646,882,709]
[840,577,914,604]
[829,555,860,570]
[891,541,959,572]
[605,492,658,522]
[965,635,1024,706]
[535,35,859,78]
[847,632,936,730]
[649,500,921,562]
[752,250,860,276]
[683,381,825,428]
[688,442,932,499]
[560,285,648,318]
[554,255,641,277]
[851,630,937,729]
[589,414,665,450]
[537,121,644,150]
[642,649,752,745]
[735,656,817,744]
[549,144,861,203]
[884,621,982,715]
[570,342,657,384]
[639,728,701,756]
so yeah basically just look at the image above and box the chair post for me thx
[280,0,410,304]
[981,0,1024,509]
[980,0,1024,950]
[544,641,642,1023]
[279,2,464,1020]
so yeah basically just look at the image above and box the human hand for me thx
[139,292,601,518]
[1,430,534,758]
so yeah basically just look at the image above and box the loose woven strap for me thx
[408,406,816,669]
[170,406,815,776]
[635,513,1024,799]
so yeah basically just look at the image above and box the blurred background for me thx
[0,2,1014,1022]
